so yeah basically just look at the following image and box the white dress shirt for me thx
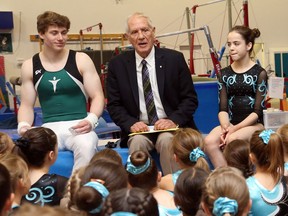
[135,46,167,124]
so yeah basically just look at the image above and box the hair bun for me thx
[131,150,148,166]
[252,28,261,38]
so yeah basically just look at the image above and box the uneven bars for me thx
[116,27,204,49]
[80,23,102,32]
[79,22,102,51]
[196,0,225,8]
[156,27,204,38]
[79,22,104,66]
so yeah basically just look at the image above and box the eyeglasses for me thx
[129,28,152,38]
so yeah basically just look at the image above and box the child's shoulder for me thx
[159,173,174,191]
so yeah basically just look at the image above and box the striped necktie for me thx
[142,59,158,125]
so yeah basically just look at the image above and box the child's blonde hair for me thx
[0,153,30,193]
[0,132,14,155]
[277,124,288,156]
[202,167,250,216]
[13,203,82,216]
[65,167,86,211]
[172,128,210,172]
[89,148,122,165]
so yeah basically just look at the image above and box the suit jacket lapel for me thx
[126,52,140,108]
[155,47,165,101]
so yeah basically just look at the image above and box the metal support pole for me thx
[203,25,222,75]
[243,0,249,27]
[99,23,103,67]
[186,7,192,48]
[189,0,225,75]
[79,30,84,50]
[227,0,232,31]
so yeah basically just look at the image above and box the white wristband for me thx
[84,113,99,129]
[17,121,31,134]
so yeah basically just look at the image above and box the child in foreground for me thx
[202,166,251,216]
[101,187,159,216]
[174,167,209,216]
[13,127,68,206]
[246,129,288,215]
[126,150,181,216]
[159,128,210,192]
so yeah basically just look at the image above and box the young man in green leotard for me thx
[18,11,105,171]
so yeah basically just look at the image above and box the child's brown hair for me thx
[250,130,284,182]
[223,139,253,178]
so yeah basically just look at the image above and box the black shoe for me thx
[105,141,117,148]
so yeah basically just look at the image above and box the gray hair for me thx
[125,12,153,33]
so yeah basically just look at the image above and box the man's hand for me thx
[71,120,92,134]
[130,122,149,133]
[18,125,31,136]
[154,119,177,130]
[18,121,32,136]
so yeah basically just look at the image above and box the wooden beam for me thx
[30,33,127,42]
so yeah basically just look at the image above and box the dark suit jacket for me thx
[107,46,198,147]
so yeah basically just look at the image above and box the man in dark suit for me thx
[107,12,198,175]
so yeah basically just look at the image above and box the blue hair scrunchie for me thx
[189,147,206,162]
[259,129,275,144]
[111,212,137,216]
[84,181,109,214]
[284,162,288,172]
[126,155,151,175]
[213,197,238,216]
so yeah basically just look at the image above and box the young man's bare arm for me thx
[17,58,37,135]
[72,52,105,134]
